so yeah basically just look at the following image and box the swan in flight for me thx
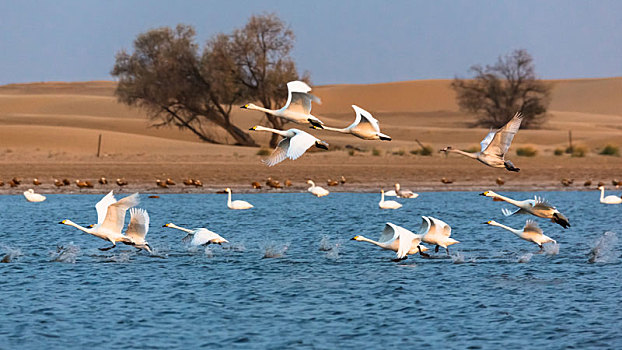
[597,186,622,204]
[379,190,402,209]
[314,105,391,140]
[249,126,328,166]
[124,208,152,253]
[384,183,418,198]
[441,112,523,172]
[307,180,329,197]
[485,220,556,250]
[351,222,429,260]
[59,191,139,250]
[419,216,459,254]
[241,81,325,128]
[23,189,46,202]
[163,223,229,246]
[225,188,253,210]
[480,190,570,229]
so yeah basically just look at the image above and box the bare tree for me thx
[451,49,551,129]
[111,25,257,146]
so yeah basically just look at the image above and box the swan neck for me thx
[66,220,93,234]
[322,125,348,133]
[254,126,287,136]
[492,193,523,207]
[357,236,383,248]
[491,222,521,235]
[227,191,232,205]
[308,180,315,188]
[450,149,478,159]
[249,105,276,114]
[169,223,194,234]
[600,187,605,200]
[381,191,385,202]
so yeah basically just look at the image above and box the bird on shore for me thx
[496,177,505,186]
[327,179,339,186]
[32,178,42,186]
[0,180,4,186]
[193,179,203,187]
[385,183,418,198]
[340,176,347,184]
[583,180,592,187]
[485,220,556,251]
[251,181,262,189]
[99,177,108,185]
[307,180,329,197]
[613,179,622,188]
[313,105,392,140]
[23,189,46,202]
[561,178,574,187]
[62,179,70,186]
[116,178,128,187]
[54,179,64,187]
[156,180,168,188]
[225,188,253,210]
[379,189,402,209]
[8,179,19,187]
[166,178,176,186]
[11,177,21,185]
[351,222,429,261]
[266,177,282,189]
[183,178,194,186]
[76,180,94,188]
[124,208,152,253]
[441,112,523,172]
[163,223,228,246]
[249,126,329,166]
[597,186,622,204]
[284,179,292,187]
[59,191,139,251]
[419,216,459,254]
[441,177,454,184]
[480,190,571,229]
[241,81,325,128]
[597,181,605,188]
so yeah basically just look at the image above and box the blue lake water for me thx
[0,191,620,349]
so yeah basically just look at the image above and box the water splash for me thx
[51,243,80,263]
[450,252,476,264]
[107,251,132,263]
[261,242,289,259]
[318,235,341,259]
[517,253,533,263]
[544,242,560,256]
[203,246,213,258]
[588,231,619,263]
[1,245,22,263]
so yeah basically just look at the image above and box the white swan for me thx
[225,188,253,210]
[419,216,460,254]
[480,190,570,229]
[163,223,228,246]
[241,81,325,128]
[249,126,329,166]
[598,186,622,204]
[441,112,523,172]
[124,208,152,253]
[316,105,391,140]
[485,220,556,250]
[351,222,429,260]
[306,180,329,197]
[379,189,402,209]
[384,183,418,198]
[23,189,46,202]
[59,191,139,250]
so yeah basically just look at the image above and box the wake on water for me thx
[588,231,619,263]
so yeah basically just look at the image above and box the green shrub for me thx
[565,146,574,154]
[516,146,537,157]
[348,149,355,156]
[372,148,382,156]
[600,144,620,156]
[554,148,564,156]
[571,146,586,157]
[256,148,271,156]
[392,149,406,156]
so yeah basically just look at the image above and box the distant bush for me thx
[256,148,271,156]
[565,146,574,154]
[372,148,382,156]
[600,144,620,156]
[392,149,406,156]
[554,148,564,156]
[516,146,537,157]
[348,149,355,156]
[571,146,586,157]
[411,145,434,156]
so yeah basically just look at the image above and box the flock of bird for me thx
[10,80,620,260]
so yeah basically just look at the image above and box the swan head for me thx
[58,219,75,226]
[163,223,173,228]
[480,190,498,197]
[351,235,363,241]
[484,220,498,226]
[242,103,259,110]
[225,188,231,193]
[597,186,604,190]
[440,146,452,153]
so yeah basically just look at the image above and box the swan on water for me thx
[315,105,391,140]
[418,216,459,254]
[23,189,46,202]
[485,220,556,250]
[225,188,253,210]
[384,183,418,198]
[480,190,570,229]
[351,222,429,260]
[307,180,329,197]
[241,81,325,128]
[249,126,329,166]
[163,223,229,246]
[597,186,622,204]
[441,112,523,172]
[379,189,402,209]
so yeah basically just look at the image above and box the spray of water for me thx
[51,243,80,263]
[517,253,533,263]
[203,246,213,258]
[0,245,22,263]
[318,235,341,259]
[261,242,289,259]
[544,242,560,255]
[588,231,619,263]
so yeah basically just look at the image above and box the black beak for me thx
[249,127,255,130]
[240,105,247,109]
[479,192,486,196]
[58,221,63,224]
[162,224,167,227]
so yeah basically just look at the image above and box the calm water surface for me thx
[1,191,620,349]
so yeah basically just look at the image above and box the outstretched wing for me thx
[417,216,432,236]
[533,196,555,210]
[286,130,319,160]
[283,81,321,115]
[429,217,452,237]
[482,112,524,157]
[396,226,417,259]
[523,220,543,235]
[502,207,530,216]
[263,137,291,167]
[480,130,495,152]
[99,193,139,234]
[125,208,150,240]
[379,222,399,243]
[348,105,381,133]
[95,191,116,226]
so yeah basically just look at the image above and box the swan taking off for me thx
[597,186,622,204]
[384,184,418,198]
[351,222,429,260]
[225,188,253,210]
[241,81,325,128]
[249,126,329,166]
[485,220,556,250]
[23,189,46,202]
[315,105,391,140]
[441,112,523,172]
[307,180,329,197]
[480,190,570,229]
[124,208,152,253]
[379,189,402,209]
[163,223,228,246]
[59,191,139,250]
[419,216,459,254]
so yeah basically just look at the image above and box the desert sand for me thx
[0,78,620,194]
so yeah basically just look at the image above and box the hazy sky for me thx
[1,0,621,85]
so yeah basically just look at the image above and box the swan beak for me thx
[479,191,488,196]
[310,125,321,130]
[162,223,170,227]
[58,220,65,224]
[87,224,94,228]
[249,126,257,130]
[483,221,491,224]
[351,236,359,240]
[315,141,329,150]
[240,104,249,109]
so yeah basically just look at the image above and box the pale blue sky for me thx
[1,0,621,85]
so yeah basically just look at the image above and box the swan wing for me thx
[263,137,291,167]
[523,220,543,235]
[125,208,149,240]
[480,130,495,152]
[286,130,319,160]
[99,193,139,234]
[283,81,320,115]
[349,105,381,133]
[502,207,530,216]
[533,196,555,210]
[181,234,194,243]
[429,216,452,237]
[379,222,400,243]
[482,112,523,157]
[396,226,417,259]
[95,191,117,226]
[417,216,432,236]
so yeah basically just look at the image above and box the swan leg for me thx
[392,256,408,262]
[504,161,520,172]
[379,135,392,141]
[99,244,116,251]
[418,246,430,258]
[446,247,450,255]
[435,245,440,253]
